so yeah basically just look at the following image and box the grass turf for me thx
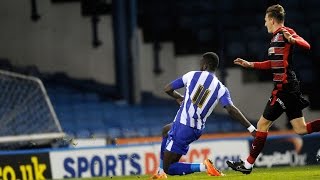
[75,165,320,180]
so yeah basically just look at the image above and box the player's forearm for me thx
[253,60,271,70]
[166,90,184,100]
[226,105,255,130]
[290,36,311,50]
[164,83,184,101]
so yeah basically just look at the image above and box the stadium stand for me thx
[0,60,259,140]
[1,0,319,144]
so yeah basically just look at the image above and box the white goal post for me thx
[0,70,65,148]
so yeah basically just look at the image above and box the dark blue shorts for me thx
[165,121,202,155]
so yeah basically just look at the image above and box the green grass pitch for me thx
[74,165,320,180]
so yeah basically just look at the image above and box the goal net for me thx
[0,70,65,149]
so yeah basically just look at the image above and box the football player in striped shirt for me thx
[151,52,256,179]
[227,4,320,175]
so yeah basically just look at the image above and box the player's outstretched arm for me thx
[235,58,272,70]
[225,104,256,137]
[234,58,254,68]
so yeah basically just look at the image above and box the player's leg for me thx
[160,123,172,165]
[159,123,172,174]
[162,150,182,174]
[305,118,320,134]
[227,116,273,174]
[284,92,320,135]
[227,96,283,174]
[244,97,285,170]
[163,122,223,176]
[163,122,203,176]
[288,112,320,135]
[290,117,308,135]
[244,117,272,166]
[163,150,222,176]
[150,123,172,179]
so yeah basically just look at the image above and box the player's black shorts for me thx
[263,91,309,121]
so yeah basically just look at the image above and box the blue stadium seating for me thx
[247,40,267,59]
[2,0,319,139]
[46,83,250,139]
[281,0,302,11]
[303,0,319,11]
[226,42,247,57]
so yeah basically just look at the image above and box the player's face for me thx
[264,14,273,33]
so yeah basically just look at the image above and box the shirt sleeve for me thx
[170,78,184,90]
[292,34,311,50]
[170,71,194,90]
[286,27,311,50]
[253,60,271,69]
[219,88,234,107]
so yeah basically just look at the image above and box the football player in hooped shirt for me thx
[227,4,320,175]
[150,52,257,179]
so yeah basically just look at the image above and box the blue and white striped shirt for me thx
[170,71,233,130]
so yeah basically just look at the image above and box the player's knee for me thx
[164,165,176,175]
[293,126,308,135]
[163,165,170,174]
[257,117,272,131]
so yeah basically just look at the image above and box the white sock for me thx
[158,167,164,174]
[244,160,253,169]
[200,163,206,172]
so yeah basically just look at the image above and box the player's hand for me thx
[234,58,254,68]
[250,130,256,138]
[282,29,295,44]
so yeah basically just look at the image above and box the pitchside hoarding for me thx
[49,140,249,179]
[253,134,320,168]
[0,153,52,180]
[0,134,319,179]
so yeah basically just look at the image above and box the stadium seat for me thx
[247,40,268,60]
[310,23,320,37]
[204,123,219,133]
[123,127,139,138]
[293,25,311,42]
[281,0,302,11]
[136,127,151,137]
[65,129,76,136]
[108,127,122,138]
[175,0,217,15]
[226,28,246,41]
[60,118,75,130]
[293,54,312,68]
[286,12,305,27]
[226,41,247,57]
[297,69,313,83]
[76,129,91,138]
[305,10,320,24]
[233,0,266,13]
[92,128,108,138]
[216,0,234,13]
[312,41,320,57]
[197,28,215,44]
[244,26,262,41]
[83,92,100,102]
[303,0,319,11]
[149,126,162,136]
[219,121,234,132]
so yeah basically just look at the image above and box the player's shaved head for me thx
[201,52,219,72]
